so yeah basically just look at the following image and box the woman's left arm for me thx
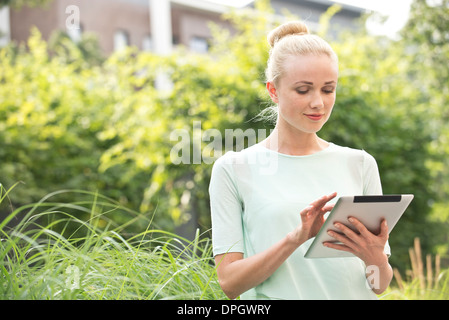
[323,217,393,294]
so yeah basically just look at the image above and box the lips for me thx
[305,114,324,121]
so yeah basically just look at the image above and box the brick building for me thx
[0,0,365,55]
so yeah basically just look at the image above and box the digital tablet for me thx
[304,194,414,259]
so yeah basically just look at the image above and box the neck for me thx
[262,126,329,156]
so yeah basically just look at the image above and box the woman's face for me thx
[267,54,338,134]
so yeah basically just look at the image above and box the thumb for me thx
[321,203,335,213]
[379,219,389,238]
[300,205,313,218]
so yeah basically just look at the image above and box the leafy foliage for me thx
[0,0,52,8]
[400,0,449,254]
[0,28,150,228]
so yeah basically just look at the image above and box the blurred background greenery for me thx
[0,0,448,277]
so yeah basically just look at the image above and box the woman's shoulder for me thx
[213,144,264,166]
[331,143,375,158]
[329,143,377,168]
[211,144,275,180]
[212,150,244,168]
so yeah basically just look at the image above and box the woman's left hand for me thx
[323,217,389,267]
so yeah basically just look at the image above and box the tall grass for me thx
[382,238,449,300]
[1,184,448,300]
[0,184,226,300]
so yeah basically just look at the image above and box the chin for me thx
[302,124,325,134]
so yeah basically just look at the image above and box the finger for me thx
[323,241,354,254]
[379,219,389,238]
[333,222,361,243]
[321,203,335,213]
[301,192,337,220]
[300,205,313,218]
[324,192,337,202]
[326,229,357,251]
[309,196,327,210]
[310,192,337,210]
[347,217,372,238]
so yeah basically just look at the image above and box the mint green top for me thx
[209,142,390,300]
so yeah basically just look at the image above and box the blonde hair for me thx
[265,21,338,85]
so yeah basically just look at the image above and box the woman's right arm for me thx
[215,233,301,299]
[214,193,337,299]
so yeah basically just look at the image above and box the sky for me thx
[206,0,414,37]
[334,0,413,37]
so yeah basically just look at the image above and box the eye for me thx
[322,87,335,94]
[295,86,309,94]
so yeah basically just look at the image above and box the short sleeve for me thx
[362,151,383,195]
[209,153,245,256]
[362,151,391,256]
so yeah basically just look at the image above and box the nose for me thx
[310,92,324,109]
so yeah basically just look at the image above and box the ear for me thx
[266,82,279,103]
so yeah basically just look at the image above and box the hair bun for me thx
[267,21,310,48]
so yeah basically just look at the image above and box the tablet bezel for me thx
[304,194,414,259]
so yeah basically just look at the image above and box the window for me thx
[142,34,152,51]
[114,30,129,52]
[189,36,209,53]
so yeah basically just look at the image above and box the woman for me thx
[209,21,393,300]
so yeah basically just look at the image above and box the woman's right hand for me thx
[288,192,337,245]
